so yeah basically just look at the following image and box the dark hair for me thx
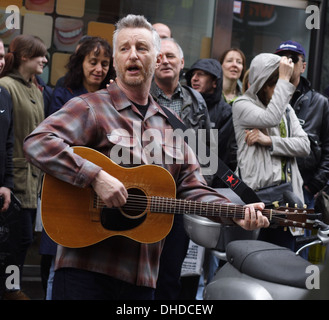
[1,34,47,78]
[219,47,246,81]
[64,37,115,90]
[257,68,279,106]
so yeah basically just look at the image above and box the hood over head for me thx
[245,53,281,99]
[185,58,223,104]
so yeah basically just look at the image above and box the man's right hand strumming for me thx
[91,170,128,208]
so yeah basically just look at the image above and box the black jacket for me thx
[0,86,14,189]
[291,77,329,194]
[185,59,236,186]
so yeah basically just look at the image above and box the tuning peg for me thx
[303,204,307,209]
[286,203,289,207]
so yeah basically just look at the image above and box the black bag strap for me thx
[161,106,261,204]
[285,108,292,181]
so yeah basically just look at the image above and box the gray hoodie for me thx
[232,53,310,201]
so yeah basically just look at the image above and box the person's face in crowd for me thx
[190,69,216,94]
[153,23,171,39]
[0,41,5,74]
[114,27,158,88]
[264,84,276,104]
[82,46,110,91]
[22,54,48,75]
[221,50,244,82]
[279,51,306,86]
[155,40,184,85]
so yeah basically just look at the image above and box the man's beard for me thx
[115,64,155,87]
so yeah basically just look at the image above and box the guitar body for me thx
[41,147,176,248]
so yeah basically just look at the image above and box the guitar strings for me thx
[92,193,292,219]
[93,194,310,227]
[93,194,247,218]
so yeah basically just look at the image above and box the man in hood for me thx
[186,59,236,178]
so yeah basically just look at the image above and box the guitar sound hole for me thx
[100,188,148,231]
[121,188,148,219]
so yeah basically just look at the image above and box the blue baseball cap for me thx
[275,40,306,58]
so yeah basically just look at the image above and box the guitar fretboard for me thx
[150,197,244,219]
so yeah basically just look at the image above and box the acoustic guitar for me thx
[41,147,320,248]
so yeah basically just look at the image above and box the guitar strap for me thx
[161,106,261,204]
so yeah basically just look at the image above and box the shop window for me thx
[231,1,311,70]
[0,0,216,86]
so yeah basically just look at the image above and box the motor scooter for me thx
[184,188,329,300]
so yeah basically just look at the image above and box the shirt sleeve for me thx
[23,96,102,188]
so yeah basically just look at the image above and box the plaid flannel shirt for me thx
[24,82,230,288]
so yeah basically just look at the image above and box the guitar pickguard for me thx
[100,207,146,231]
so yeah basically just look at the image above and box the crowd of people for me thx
[0,13,328,301]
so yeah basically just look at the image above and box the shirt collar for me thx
[107,81,168,119]
[150,81,183,100]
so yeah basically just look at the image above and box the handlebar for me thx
[295,219,329,256]
[295,235,319,245]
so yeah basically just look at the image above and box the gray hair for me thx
[113,14,161,55]
[161,37,184,59]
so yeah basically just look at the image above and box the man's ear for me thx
[180,57,185,70]
[155,53,162,68]
[212,79,217,89]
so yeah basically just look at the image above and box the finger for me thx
[243,207,252,229]
[249,205,257,222]
[253,202,265,211]
[112,189,128,207]
[258,212,270,228]
[1,197,10,212]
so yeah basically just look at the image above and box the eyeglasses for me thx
[283,54,299,64]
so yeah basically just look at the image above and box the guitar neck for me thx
[97,192,315,229]
[149,196,319,230]
[150,197,249,220]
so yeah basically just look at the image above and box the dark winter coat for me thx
[291,77,329,194]
[185,59,236,186]
[0,86,14,189]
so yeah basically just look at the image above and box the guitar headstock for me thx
[270,207,322,230]
[276,206,314,214]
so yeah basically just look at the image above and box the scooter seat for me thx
[226,240,312,288]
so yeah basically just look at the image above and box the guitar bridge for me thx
[90,191,101,222]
